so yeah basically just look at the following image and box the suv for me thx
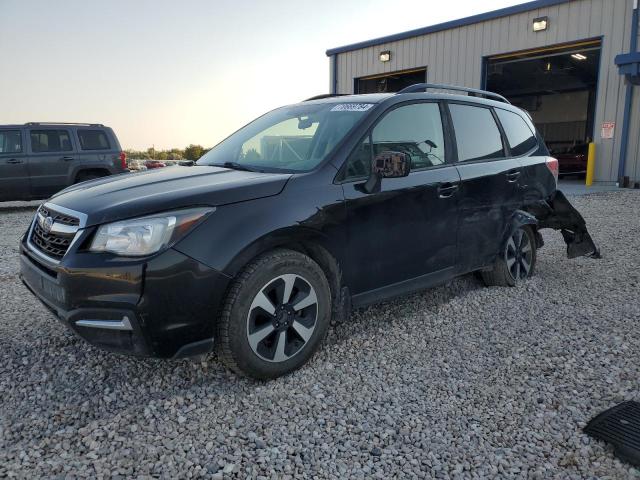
[19,84,599,379]
[0,122,127,201]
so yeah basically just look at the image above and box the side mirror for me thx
[360,151,411,194]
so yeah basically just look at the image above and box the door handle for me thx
[437,182,459,198]
[6,158,23,164]
[506,169,521,182]
[60,156,74,161]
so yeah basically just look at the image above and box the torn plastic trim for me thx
[526,190,601,259]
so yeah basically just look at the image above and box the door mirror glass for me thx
[372,151,411,178]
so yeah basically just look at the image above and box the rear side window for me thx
[77,130,110,150]
[495,109,538,156]
[30,130,73,152]
[0,130,22,153]
[449,104,504,162]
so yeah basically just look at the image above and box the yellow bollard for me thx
[585,142,596,187]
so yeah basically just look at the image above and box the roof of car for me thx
[0,123,108,128]
[302,91,513,109]
[303,93,395,104]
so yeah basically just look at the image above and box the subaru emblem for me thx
[43,216,54,233]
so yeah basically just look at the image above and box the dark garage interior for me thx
[485,41,601,170]
[356,67,427,94]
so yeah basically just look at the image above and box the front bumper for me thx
[20,233,231,358]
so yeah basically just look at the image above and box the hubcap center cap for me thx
[275,309,291,329]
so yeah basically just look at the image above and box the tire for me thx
[216,249,332,379]
[482,225,537,287]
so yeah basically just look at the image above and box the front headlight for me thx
[89,207,214,256]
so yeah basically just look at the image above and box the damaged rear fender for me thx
[524,190,601,259]
[503,209,543,248]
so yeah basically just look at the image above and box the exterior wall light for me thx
[533,16,548,32]
[379,51,391,62]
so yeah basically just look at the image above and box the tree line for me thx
[125,144,211,161]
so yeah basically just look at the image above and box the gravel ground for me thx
[1,191,639,479]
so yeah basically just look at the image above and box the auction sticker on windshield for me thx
[330,104,374,112]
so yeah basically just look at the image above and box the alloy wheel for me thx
[246,274,318,363]
[505,228,533,281]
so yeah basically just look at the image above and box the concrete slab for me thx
[559,179,622,196]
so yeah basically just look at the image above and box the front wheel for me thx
[216,249,331,379]
[482,225,537,287]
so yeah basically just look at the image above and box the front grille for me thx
[29,206,80,260]
[39,205,80,227]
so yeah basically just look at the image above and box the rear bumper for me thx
[20,239,231,358]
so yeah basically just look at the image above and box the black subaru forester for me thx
[20,83,599,379]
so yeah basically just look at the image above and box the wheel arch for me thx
[224,227,344,308]
[498,210,540,258]
[73,167,112,183]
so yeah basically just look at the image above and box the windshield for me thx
[198,102,374,172]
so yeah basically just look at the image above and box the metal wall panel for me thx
[333,0,636,183]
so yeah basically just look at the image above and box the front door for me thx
[340,102,460,299]
[27,128,77,198]
[0,129,30,201]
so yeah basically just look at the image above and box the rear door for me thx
[447,102,523,272]
[341,101,460,298]
[27,128,77,198]
[0,128,30,201]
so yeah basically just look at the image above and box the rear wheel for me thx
[216,249,331,379]
[482,225,537,287]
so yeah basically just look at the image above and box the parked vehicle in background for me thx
[553,142,588,177]
[19,84,600,379]
[144,159,166,169]
[0,123,127,201]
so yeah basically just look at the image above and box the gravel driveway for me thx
[1,192,639,479]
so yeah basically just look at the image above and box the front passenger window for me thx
[0,130,22,154]
[343,103,446,180]
[372,103,446,170]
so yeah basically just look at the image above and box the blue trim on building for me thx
[615,52,640,84]
[326,0,573,56]
[617,3,638,182]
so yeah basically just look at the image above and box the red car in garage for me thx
[554,143,588,177]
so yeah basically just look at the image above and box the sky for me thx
[0,0,521,150]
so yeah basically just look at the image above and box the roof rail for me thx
[25,122,105,127]
[396,83,510,104]
[303,93,349,102]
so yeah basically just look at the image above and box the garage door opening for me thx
[356,67,427,94]
[485,41,601,172]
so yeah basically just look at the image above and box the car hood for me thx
[49,166,292,227]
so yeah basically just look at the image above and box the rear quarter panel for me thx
[519,154,557,206]
[72,127,124,181]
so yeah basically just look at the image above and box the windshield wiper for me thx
[214,161,256,172]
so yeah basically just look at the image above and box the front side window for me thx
[30,130,73,153]
[343,102,446,180]
[77,130,110,150]
[198,102,372,172]
[495,108,538,156]
[0,130,22,154]
[449,104,504,162]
